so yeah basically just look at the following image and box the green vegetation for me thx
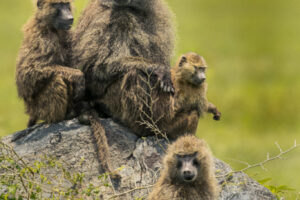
[0,0,299,198]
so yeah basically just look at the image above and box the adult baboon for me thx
[148,135,220,200]
[16,0,85,127]
[72,0,175,134]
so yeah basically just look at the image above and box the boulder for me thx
[1,119,275,200]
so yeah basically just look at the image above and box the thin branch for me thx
[217,140,300,178]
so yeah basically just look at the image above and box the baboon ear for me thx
[37,0,43,9]
[179,56,187,67]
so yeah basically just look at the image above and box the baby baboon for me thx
[72,0,175,127]
[148,135,219,200]
[16,0,85,127]
[162,52,221,139]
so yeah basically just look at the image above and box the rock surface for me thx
[2,119,275,200]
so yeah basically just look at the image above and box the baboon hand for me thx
[213,110,221,121]
[152,67,174,94]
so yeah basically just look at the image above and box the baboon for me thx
[148,135,220,200]
[162,52,221,139]
[16,0,85,127]
[72,0,175,131]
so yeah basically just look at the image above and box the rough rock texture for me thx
[3,119,275,200]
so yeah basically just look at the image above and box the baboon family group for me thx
[15,0,222,199]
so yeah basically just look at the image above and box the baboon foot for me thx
[78,113,91,125]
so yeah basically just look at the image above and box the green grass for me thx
[1,0,299,197]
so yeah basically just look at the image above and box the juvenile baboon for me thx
[148,135,220,200]
[16,0,85,127]
[72,0,175,130]
[162,52,221,139]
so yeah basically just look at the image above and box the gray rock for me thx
[2,119,275,200]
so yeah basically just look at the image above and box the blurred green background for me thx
[0,0,299,198]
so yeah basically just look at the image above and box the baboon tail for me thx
[89,110,112,173]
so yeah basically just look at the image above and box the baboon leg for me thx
[207,102,221,121]
[28,76,69,124]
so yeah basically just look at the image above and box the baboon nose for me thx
[68,18,74,25]
[183,171,195,181]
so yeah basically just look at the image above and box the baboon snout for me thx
[181,164,197,182]
[193,71,206,85]
[183,170,196,181]
[197,72,206,82]
[61,9,73,23]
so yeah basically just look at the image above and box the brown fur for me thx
[162,53,221,139]
[72,0,175,136]
[89,111,112,173]
[16,0,85,127]
[148,135,220,200]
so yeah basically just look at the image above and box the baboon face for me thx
[178,53,208,86]
[51,3,73,30]
[101,0,148,9]
[37,1,73,30]
[175,152,200,183]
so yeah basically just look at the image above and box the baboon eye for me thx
[199,67,206,72]
[179,56,187,67]
[193,159,199,166]
[176,160,182,169]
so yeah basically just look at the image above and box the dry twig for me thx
[217,140,300,178]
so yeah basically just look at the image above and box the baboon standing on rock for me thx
[72,0,175,135]
[148,135,219,200]
[162,53,221,139]
[16,0,85,127]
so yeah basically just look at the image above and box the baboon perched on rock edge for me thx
[72,0,176,134]
[148,135,220,200]
[162,52,221,139]
[16,0,85,127]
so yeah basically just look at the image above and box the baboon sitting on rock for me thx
[148,135,220,200]
[72,0,176,133]
[16,0,85,127]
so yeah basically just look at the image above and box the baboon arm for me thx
[207,102,221,121]
[51,65,83,78]
[99,56,173,93]
[100,57,156,80]
[18,65,83,98]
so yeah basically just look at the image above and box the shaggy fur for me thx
[148,135,220,200]
[162,53,221,139]
[72,0,175,129]
[16,0,85,127]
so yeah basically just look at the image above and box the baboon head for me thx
[101,0,149,10]
[164,135,214,185]
[36,0,73,30]
[176,52,208,86]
